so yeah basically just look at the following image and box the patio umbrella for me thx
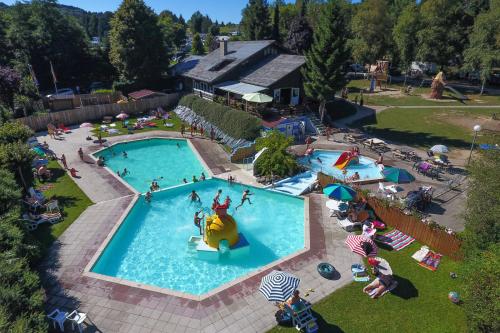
[345,235,378,257]
[259,270,300,302]
[430,145,449,154]
[79,122,93,128]
[242,93,273,103]
[382,167,415,184]
[116,112,129,120]
[323,183,357,201]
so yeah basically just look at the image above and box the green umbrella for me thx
[323,183,357,201]
[383,167,415,184]
[242,93,273,103]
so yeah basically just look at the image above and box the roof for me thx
[215,81,266,95]
[171,55,203,76]
[128,89,163,100]
[181,40,275,83]
[240,54,305,87]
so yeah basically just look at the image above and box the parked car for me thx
[45,88,74,99]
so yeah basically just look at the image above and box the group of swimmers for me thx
[183,172,206,184]
[117,168,129,177]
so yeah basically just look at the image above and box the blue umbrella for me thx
[383,167,415,184]
[259,270,300,302]
[323,183,357,201]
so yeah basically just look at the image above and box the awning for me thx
[215,81,266,95]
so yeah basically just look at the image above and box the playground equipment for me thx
[430,72,468,101]
[188,199,249,260]
[334,150,359,170]
[369,60,390,92]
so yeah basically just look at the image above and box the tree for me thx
[416,0,470,66]
[189,11,204,33]
[393,3,420,82]
[210,22,220,36]
[350,0,392,64]
[6,0,93,89]
[271,1,281,43]
[0,11,9,64]
[254,130,299,177]
[0,121,33,144]
[463,1,500,94]
[0,66,21,110]
[0,141,35,189]
[241,0,272,40]
[205,33,218,53]
[159,10,187,50]
[462,149,500,332]
[191,33,205,55]
[285,1,313,55]
[109,0,167,87]
[0,169,21,214]
[303,0,350,122]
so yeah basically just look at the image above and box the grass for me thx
[33,160,93,253]
[91,112,185,138]
[268,242,466,333]
[353,107,498,149]
[346,79,500,107]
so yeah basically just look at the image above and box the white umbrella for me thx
[242,93,273,103]
[79,122,93,128]
[430,145,449,154]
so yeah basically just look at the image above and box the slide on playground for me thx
[445,86,468,101]
[334,152,352,170]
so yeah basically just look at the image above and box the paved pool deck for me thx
[37,128,359,333]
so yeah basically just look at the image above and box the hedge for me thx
[179,94,261,140]
[326,98,357,121]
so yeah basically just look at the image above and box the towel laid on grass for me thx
[418,251,442,271]
[375,229,415,251]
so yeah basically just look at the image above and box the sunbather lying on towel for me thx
[363,275,395,298]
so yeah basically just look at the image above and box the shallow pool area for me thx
[94,138,207,193]
[298,150,383,181]
[91,179,305,296]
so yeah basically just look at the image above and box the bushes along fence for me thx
[179,94,261,141]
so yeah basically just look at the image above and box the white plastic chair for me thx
[67,310,87,333]
[47,309,67,332]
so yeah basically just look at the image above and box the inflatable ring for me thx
[317,262,336,279]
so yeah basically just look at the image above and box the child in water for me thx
[235,190,253,210]
[145,191,152,203]
[189,190,201,202]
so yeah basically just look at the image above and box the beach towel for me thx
[418,251,442,271]
[375,229,415,251]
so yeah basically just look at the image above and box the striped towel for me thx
[375,229,415,251]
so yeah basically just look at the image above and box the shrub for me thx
[92,89,114,95]
[0,121,33,144]
[179,94,261,140]
[0,142,36,188]
[325,98,357,121]
[254,130,299,177]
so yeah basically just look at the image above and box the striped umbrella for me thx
[259,270,300,302]
[345,235,378,257]
[323,183,356,201]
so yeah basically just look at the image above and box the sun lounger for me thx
[337,217,362,232]
[22,212,62,231]
[58,123,71,133]
[374,229,415,251]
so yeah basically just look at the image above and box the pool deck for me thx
[36,128,359,333]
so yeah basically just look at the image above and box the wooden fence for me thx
[316,172,462,260]
[18,94,180,132]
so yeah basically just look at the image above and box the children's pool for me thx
[94,138,207,193]
[298,150,383,181]
[91,179,305,296]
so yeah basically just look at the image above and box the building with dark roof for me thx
[173,40,306,106]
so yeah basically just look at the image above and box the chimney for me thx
[220,40,228,57]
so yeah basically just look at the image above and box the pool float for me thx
[317,262,336,279]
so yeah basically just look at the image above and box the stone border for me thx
[81,136,312,302]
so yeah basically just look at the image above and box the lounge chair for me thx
[22,198,44,212]
[337,217,362,232]
[22,212,62,231]
[283,299,318,332]
[45,200,60,213]
[58,123,71,133]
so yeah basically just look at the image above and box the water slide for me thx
[269,171,317,196]
[334,152,351,170]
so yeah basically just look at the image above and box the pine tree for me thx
[191,33,204,55]
[272,2,281,43]
[241,0,272,40]
[205,33,219,52]
[109,0,167,86]
[285,0,313,55]
[303,0,350,122]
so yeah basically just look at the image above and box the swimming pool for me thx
[91,179,305,296]
[94,138,207,193]
[298,150,383,181]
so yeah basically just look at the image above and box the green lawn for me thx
[353,107,498,149]
[268,242,465,333]
[33,160,93,253]
[92,112,185,138]
[346,80,500,107]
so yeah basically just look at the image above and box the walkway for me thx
[37,128,359,333]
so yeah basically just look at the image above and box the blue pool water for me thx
[94,138,207,193]
[298,150,383,181]
[91,179,305,295]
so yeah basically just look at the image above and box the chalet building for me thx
[174,40,306,106]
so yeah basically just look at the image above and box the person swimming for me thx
[145,191,152,203]
[182,178,188,183]
[228,175,235,185]
[224,196,232,208]
[117,170,121,177]
[189,190,201,202]
[123,151,128,158]
[316,157,322,164]
[176,143,181,149]
[213,189,222,204]
[200,172,206,181]
[192,175,198,182]
[194,210,204,235]
[235,190,253,210]
[122,168,129,176]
